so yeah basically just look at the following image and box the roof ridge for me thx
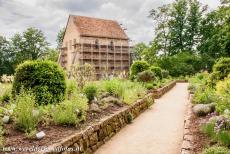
[70,14,117,23]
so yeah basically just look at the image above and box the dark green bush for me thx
[161,70,169,78]
[150,66,162,79]
[83,84,98,102]
[130,61,150,78]
[209,58,230,84]
[157,52,204,77]
[12,60,66,105]
[137,70,155,82]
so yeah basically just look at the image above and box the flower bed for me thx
[33,80,181,154]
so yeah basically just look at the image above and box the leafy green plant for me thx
[52,100,78,125]
[145,83,155,90]
[137,70,155,82]
[161,69,169,78]
[130,61,150,79]
[209,58,230,85]
[52,92,88,125]
[14,91,39,133]
[0,123,4,146]
[83,84,98,102]
[0,89,11,103]
[202,146,230,154]
[150,66,162,79]
[12,60,66,105]
[66,79,78,99]
[103,79,124,98]
[193,87,217,104]
[123,82,147,105]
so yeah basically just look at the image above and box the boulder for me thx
[2,115,10,124]
[36,131,46,139]
[193,103,215,117]
[89,103,101,113]
[100,96,123,107]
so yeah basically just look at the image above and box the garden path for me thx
[95,83,189,154]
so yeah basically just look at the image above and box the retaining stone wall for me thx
[37,80,183,154]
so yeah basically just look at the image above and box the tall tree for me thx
[149,4,171,56]
[185,0,204,52]
[11,27,49,65]
[0,36,14,75]
[169,0,188,54]
[56,27,65,49]
[132,42,148,61]
[198,0,230,67]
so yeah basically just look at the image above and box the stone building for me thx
[58,15,131,78]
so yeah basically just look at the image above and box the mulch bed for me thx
[1,104,126,154]
[189,113,213,153]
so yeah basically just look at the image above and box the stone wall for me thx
[36,80,183,154]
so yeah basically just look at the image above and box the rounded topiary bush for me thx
[12,60,66,105]
[150,66,162,79]
[137,70,155,82]
[130,61,150,79]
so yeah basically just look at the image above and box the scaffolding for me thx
[59,42,131,79]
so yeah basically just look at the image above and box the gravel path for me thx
[95,83,189,154]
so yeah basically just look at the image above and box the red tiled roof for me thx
[71,15,129,40]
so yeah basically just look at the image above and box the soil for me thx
[1,103,126,154]
[189,112,214,153]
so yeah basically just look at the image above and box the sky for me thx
[0,0,220,47]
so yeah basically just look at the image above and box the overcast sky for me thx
[0,0,220,47]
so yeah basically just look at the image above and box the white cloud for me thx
[0,0,220,47]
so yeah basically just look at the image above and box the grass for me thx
[0,83,12,103]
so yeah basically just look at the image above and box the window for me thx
[109,41,114,50]
[95,39,99,49]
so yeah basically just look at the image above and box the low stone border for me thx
[181,93,194,154]
[152,80,187,99]
[35,80,182,154]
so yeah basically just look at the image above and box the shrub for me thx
[130,61,150,78]
[161,70,169,78]
[70,63,96,88]
[193,87,217,104]
[157,52,203,77]
[12,61,66,105]
[52,100,78,125]
[83,84,98,102]
[137,70,155,82]
[145,83,154,90]
[202,118,230,147]
[0,89,11,103]
[150,66,162,79]
[215,75,230,113]
[52,93,88,125]
[66,79,78,99]
[202,146,230,154]
[123,82,147,105]
[14,91,39,133]
[103,79,124,98]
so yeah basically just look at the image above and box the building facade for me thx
[58,15,131,78]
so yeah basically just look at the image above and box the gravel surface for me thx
[95,83,189,154]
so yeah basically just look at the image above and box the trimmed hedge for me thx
[12,60,66,105]
[130,61,150,79]
[137,70,155,82]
